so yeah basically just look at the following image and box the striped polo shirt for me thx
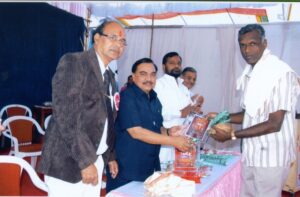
[241,70,300,167]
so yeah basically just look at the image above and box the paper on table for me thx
[144,172,195,197]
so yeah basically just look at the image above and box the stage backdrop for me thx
[0,3,85,108]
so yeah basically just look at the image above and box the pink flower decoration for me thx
[114,92,120,111]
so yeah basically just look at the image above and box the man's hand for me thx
[206,112,218,120]
[81,164,98,185]
[210,124,232,142]
[108,160,118,179]
[181,104,203,118]
[172,136,193,152]
[192,94,204,107]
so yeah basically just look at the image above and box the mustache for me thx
[142,81,154,85]
[172,68,181,72]
[110,47,120,52]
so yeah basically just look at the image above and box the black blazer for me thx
[37,48,117,183]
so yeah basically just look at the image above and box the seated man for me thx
[106,58,192,192]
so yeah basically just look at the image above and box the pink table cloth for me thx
[107,153,241,197]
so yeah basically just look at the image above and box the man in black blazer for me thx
[38,19,126,196]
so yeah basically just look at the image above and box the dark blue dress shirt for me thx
[115,83,163,181]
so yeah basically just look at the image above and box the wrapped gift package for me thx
[144,171,195,197]
[173,113,209,183]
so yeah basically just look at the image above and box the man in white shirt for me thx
[154,52,203,164]
[180,66,204,104]
[210,24,300,197]
[181,67,197,97]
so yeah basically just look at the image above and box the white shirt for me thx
[154,74,192,163]
[238,49,300,167]
[178,80,192,99]
[178,77,195,98]
[155,74,192,128]
[95,53,113,155]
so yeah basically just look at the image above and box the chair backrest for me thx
[2,116,45,145]
[0,155,48,195]
[0,104,32,120]
[44,115,52,130]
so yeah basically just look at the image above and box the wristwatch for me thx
[231,130,237,140]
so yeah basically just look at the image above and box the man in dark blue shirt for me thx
[106,58,192,192]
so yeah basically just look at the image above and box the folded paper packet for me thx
[144,172,195,197]
[209,123,232,134]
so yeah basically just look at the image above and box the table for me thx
[107,153,241,197]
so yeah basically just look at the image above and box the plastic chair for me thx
[0,104,32,119]
[44,115,52,130]
[0,155,48,195]
[2,116,45,168]
[0,104,33,149]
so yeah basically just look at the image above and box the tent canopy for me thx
[48,2,300,27]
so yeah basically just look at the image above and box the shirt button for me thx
[153,121,156,126]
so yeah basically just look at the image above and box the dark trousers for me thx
[106,168,131,193]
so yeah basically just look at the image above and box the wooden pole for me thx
[287,3,292,21]
[149,13,154,58]
[84,7,92,51]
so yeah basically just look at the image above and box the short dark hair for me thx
[162,52,182,65]
[182,67,197,75]
[127,75,132,81]
[132,58,157,73]
[238,24,265,41]
[92,19,119,44]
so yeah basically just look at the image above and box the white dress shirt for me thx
[154,74,192,163]
[95,53,113,155]
[155,74,192,128]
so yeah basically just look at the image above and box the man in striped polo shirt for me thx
[210,24,300,197]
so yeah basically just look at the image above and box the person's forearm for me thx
[235,122,278,138]
[128,127,173,146]
[234,110,285,138]
[229,111,245,124]
[160,127,168,136]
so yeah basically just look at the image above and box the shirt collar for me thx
[95,52,109,79]
[164,74,183,84]
[246,48,270,78]
[131,83,157,101]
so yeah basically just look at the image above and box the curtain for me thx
[116,23,300,150]
[117,23,300,114]
[0,3,85,108]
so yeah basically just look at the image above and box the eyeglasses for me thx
[100,33,127,47]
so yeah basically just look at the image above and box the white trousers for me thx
[45,156,104,197]
[159,145,175,164]
[241,164,290,197]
